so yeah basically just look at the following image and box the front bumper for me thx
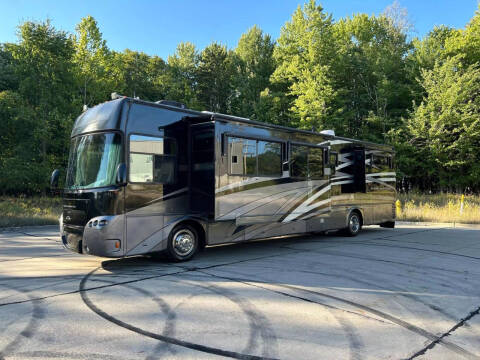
[60,214,125,258]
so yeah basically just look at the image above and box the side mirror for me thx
[50,169,60,189]
[115,163,127,186]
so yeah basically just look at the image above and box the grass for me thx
[1,193,479,228]
[397,193,480,224]
[0,196,62,228]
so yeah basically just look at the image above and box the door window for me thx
[129,134,177,184]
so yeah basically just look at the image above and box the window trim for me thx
[127,132,178,185]
[226,135,284,177]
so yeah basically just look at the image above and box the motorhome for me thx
[53,96,396,261]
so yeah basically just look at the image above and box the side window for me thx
[367,153,373,171]
[291,144,324,179]
[388,155,394,169]
[228,137,256,176]
[129,134,176,184]
[228,137,282,176]
[329,151,338,174]
[193,131,214,171]
[373,154,389,173]
[258,141,282,176]
[291,145,308,179]
[308,147,324,179]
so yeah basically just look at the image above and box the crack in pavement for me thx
[406,305,480,359]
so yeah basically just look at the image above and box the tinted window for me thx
[308,147,324,179]
[228,137,256,176]
[291,145,308,178]
[228,137,282,176]
[66,132,123,189]
[193,131,214,171]
[291,144,324,179]
[373,154,390,173]
[258,141,282,176]
[129,134,176,184]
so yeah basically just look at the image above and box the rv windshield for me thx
[66,132,122,189]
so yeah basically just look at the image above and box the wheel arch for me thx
[345,207,364,228]
[169,217,207,250]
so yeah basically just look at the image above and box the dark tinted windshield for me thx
[66,133,122,189]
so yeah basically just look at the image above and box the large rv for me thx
[54,96,396,261]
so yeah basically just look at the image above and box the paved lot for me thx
[1,224,480,360]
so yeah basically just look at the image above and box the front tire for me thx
[344,211,362,236]
[167,224,198,262]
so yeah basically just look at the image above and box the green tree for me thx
[407,56,480,191]
[231,26,275,119]
[74,15,111,106]
[445,5,480,66]
[333,12,412,141]
[8,20,78,193]
[166,42,200,108]
[0,44,18,92]
[271,0,337,131]
[196,43,235,113]
[112,49,167,101]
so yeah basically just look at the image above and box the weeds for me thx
[397,193,480,224]
[0,196,62,227]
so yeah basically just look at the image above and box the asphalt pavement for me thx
[1,224,480,360]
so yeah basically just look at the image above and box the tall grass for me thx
[0,196,62,227]
[397,193,480,224]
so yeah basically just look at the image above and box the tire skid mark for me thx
[197,270,478,359]
[90,278,178,358]
[178,271,361,359]
[330,267,473,333]
[279,245,476,275]
[279,263,463,332]
[1,250,301,308]
[331,312,364,360]
[79,267,280,360]
[0,278,85,302]
[12,350,134,359]
[333,241,480,261]
[289,260,476,327]
[0,284,44,360]
[407,305,480,360]
[175,276,279,358]
[189,269,387,324]
[0,254,69,263]
[278,247,480,327]
[145,291,201,360]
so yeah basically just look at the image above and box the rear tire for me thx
[344,211,362,236]
[167,224,198,262]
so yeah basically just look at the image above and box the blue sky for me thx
[0,0,478,59]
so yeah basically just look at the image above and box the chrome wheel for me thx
[349,214,360,234]
[172,229,195,256]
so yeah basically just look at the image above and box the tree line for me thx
[1,0,480,194]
